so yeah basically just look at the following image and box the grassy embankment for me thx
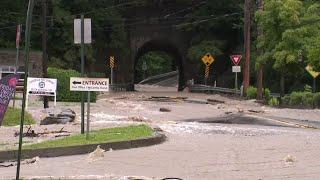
[24,124,154,150]
[3,107,36,126]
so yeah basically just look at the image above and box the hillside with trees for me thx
[0,0,320,94]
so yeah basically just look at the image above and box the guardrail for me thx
[109,84,133,91]
[139,71,178,85]
[189,84,241,94]
[190,85,284,98]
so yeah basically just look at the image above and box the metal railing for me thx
[189,84,241,94]
[139,71,178,85]
[109,84,133,91]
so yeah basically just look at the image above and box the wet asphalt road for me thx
[1,89,320,179]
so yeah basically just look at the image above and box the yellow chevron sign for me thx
[306,65,320,79]
[202,53,215,66]
[109,56,115,69]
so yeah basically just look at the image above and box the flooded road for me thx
[1,90,320,179]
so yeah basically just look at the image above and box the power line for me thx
[163,1,207,18]
[174,13,241,28]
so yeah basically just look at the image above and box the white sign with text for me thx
[232,66,241,73]
[70,77,109,92]
[26,77,57,109]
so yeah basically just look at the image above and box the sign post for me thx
[13,24,22,108]
[230,55,242,93]
[74,16,91,134]
[16,0,35,179]
[142,60,147,80]
[86,91,90,140]
[306,65,320,93]
[70,77,109,139]
[201,53,215,85]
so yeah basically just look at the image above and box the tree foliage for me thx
[255,0,320,92]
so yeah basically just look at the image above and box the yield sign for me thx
[230,55,242,65]
[306,65,320,79]
[202,53,215,66]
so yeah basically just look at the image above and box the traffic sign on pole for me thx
[202,53,215,66]
[201,53,214,85]
[230,55,242,66]
[110,56,115,69]
[70,77,110,92]
[74,18,91,44]
[232,66,241,73]
[306,65,320,79]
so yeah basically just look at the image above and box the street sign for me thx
[70,77,109,92]
[74,18,92,44]
[110,56,115,69]
[202,53,215,66]
[230,55,242,65]
[232,66,241,73]
[306,65,320,79]
[142,61,148,71]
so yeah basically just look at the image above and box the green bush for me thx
[314,93,320,108]
[268,97,279,107]
[302,92,314,107]
[289,92,303,106]
[246,86,257,99]
[284,91,318,108]
[283,95,291,105]
[264,88,271,101]
[48,67,97,102]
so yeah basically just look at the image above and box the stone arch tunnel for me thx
[133,39,185,91]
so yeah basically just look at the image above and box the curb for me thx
[0,131,166,161]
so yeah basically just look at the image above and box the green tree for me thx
[136,51,173,82]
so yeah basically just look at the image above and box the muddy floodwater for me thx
[1,89,320,179]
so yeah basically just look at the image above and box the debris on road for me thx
[237,107,244,113]
[0,156,40,168]
[123,176,155,180]
[160,108,171,112]
[284,154,296,163]
[128,116,150,123]
[14,127,70,138]
[248,109,265,114]
[183,99,208,104]
[14,126,38,138]
[87,145,105,162]
[207,98,225,104]
[40,109,76,125]
[24,156,40,165]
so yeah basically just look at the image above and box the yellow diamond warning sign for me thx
[306,65,320,79]
[202,53,215,66]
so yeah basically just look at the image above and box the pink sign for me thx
[230,55,242,65]
[0,74,20,125]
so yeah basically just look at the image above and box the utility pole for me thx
[257,0,264,100]
[243,0,252,95]
[42,0,49,108]
[16,0,35,179]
